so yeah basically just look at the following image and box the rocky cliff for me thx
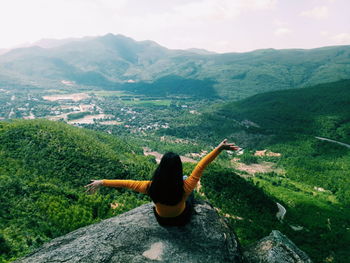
[15,201,312,263]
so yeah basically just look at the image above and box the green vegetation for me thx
[162,79,350,145]
[269,136,350,205]
[220,79,350,143]
[197,161,350,262]
[199,165,279,243]
[0,120,154,262]
[122,75,219,98]
[92,90,129,97]
[67,111,91,120]
[239,152,259,164]
[120,99,172,106]
[250,172,350,262]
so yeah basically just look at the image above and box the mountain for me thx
[185,48,217,55]
[0,34,350,98]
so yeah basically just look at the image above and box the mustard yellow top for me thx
[102,147,221,218]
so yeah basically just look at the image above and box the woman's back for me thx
[102,146,223,218]
[85,139,239,225]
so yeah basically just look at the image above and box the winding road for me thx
[315,137,350,149]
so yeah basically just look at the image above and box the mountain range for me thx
[1,33,350,262]
[1,33,350,98]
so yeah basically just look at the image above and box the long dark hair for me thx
[148,152,184,205]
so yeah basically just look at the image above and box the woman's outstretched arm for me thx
[84,179,151,194]
[183,139,239,193]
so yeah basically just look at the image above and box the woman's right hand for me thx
[217,139,240,151]
[84,180,103,194]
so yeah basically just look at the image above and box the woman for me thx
[85,139,239,226]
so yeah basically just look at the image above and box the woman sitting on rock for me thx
[85,139,239,226]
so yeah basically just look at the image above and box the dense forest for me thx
[0,120,154,262]
[0,116,349,262]
[162,79,350,143]
[160,79,350,204]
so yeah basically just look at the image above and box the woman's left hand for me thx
[217,139,240,151]
[84,180,103,194]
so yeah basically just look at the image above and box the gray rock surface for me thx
[243,230,313,263]
[15,201,242,263]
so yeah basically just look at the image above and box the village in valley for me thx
[0,82,196,134]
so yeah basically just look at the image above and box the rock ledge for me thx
[15,201,242,263]
[15,201,312,263]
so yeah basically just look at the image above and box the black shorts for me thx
[153,201,193,226]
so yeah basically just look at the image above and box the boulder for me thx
[15,201,242,263]
[243,230,312,263]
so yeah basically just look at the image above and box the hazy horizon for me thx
[0,0,350,53]
[2,33,350,55]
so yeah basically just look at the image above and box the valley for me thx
[0,86,207,136]
[0,35,350,263]
[1,81,349,263]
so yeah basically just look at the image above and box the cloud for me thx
[0,0,279,50]
[0,0,129,47]
[169,0,278,22]
[274,27,292,36]
[331,33,350,44]
[241,0,278,9]
[300,6,329,19]
[273,19,288,27]
[116,0,278,40]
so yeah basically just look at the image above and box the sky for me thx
[0,0,349,53]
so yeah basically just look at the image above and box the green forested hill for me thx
[219,79,350,141]
[164,79,350,144]
[0,119,155,262]
[1,34,350,98]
